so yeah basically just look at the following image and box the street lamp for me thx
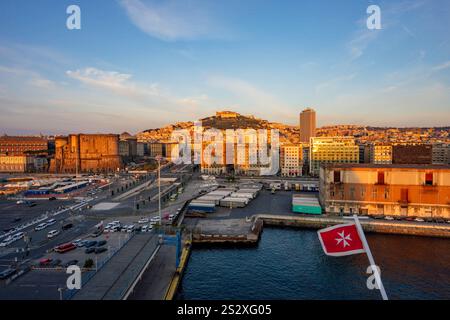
[155,156,163,224]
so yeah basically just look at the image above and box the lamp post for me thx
[156,156,162,224]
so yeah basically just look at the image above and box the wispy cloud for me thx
[432,61,450,72]
[119,0,228,41]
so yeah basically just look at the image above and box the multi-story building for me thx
[299,108,316,143]
[432,143,450,165]
[370,144,393,164]
[137,142,145,157]
[0,155,34,172]
[280,144,303,177]
[0,136,48,156]
[309,136,359,176]
[149,143,164,158]
[200,129,274,176]
[319,163,450,218]
[50,134,121,173]
[392,144,432,165]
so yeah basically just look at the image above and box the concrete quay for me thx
[255,214,450,238]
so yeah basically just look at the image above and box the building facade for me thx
[432,143,450,165]
[392,144,432,165]
[319,164,450,218]
[0,156,34,172]
[51,134,121,173]
[280,144,303,177]
[0,136,48,156]
[299,108,316,143]
[309,136,359,176]
[370,144,393,164]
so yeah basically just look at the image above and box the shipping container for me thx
[219,197,249,208]
[292,194,322,215]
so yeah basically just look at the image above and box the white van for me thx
[47,230,60,239]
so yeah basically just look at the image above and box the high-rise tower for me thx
[300,108,316,143]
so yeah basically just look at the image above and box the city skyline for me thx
[1,0,450,134]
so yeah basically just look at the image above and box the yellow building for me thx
[370,144,393,164]
[310,137,359,176]
[0,155,34,172]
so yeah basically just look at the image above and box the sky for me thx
[0,0,449,134]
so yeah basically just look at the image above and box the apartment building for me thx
[309,137,359,176]
[280,144,303,177]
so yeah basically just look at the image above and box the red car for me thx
[54,243,76,253]
[39,258,52,266]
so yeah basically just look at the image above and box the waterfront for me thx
[177,227,450,300]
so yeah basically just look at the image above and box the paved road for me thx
[72,232,159,300]
[128,245,176,300]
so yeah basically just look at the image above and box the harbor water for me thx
[177,227,450,300]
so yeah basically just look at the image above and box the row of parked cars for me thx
[0,231,25,247]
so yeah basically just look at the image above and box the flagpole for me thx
[352,214,388,300]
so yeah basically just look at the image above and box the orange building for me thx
[0,136,48,156]
[51,134,122,173]
[319,164,450,219]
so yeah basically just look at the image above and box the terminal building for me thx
[319,164,450,219]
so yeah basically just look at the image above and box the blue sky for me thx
[0,0,449,134]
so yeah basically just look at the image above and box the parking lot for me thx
[0,199,72,233]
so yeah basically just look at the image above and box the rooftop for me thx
[323,163,450,170]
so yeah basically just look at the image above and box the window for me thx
[333,170,341,183]
[377,171,385,185]
[400,188,409,203]
[425,172,433,186]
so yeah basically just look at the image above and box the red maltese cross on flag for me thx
[317,223,366,257]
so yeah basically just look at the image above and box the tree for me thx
[83,258,94,269]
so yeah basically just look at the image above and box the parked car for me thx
[85,247,96,254]
[39,258,53,266]
[47,230,60,239]
[84,241,97,248]
[110,226,120,232]
[138,217,149,224]
[54,243,77,253]
[49,259,62,267]
[0,268,16,280]
[11,217,22,223]
[405,216,416,222]
[95,247,108,254]
[126,225,135,233]
[46,219,56,226]
[414,217,425,222]
[62,223,73,230]
[49,197,57,201]
[64,260,79,268]
[16,200,25,205]
[142,225,149,232]
[169,214,175,221]
[12,232,24,240]
[35,223,47,231]
[384,216,394,221]
[72,239,83,247]
[91,230,102,238]
[97,240,107,246]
